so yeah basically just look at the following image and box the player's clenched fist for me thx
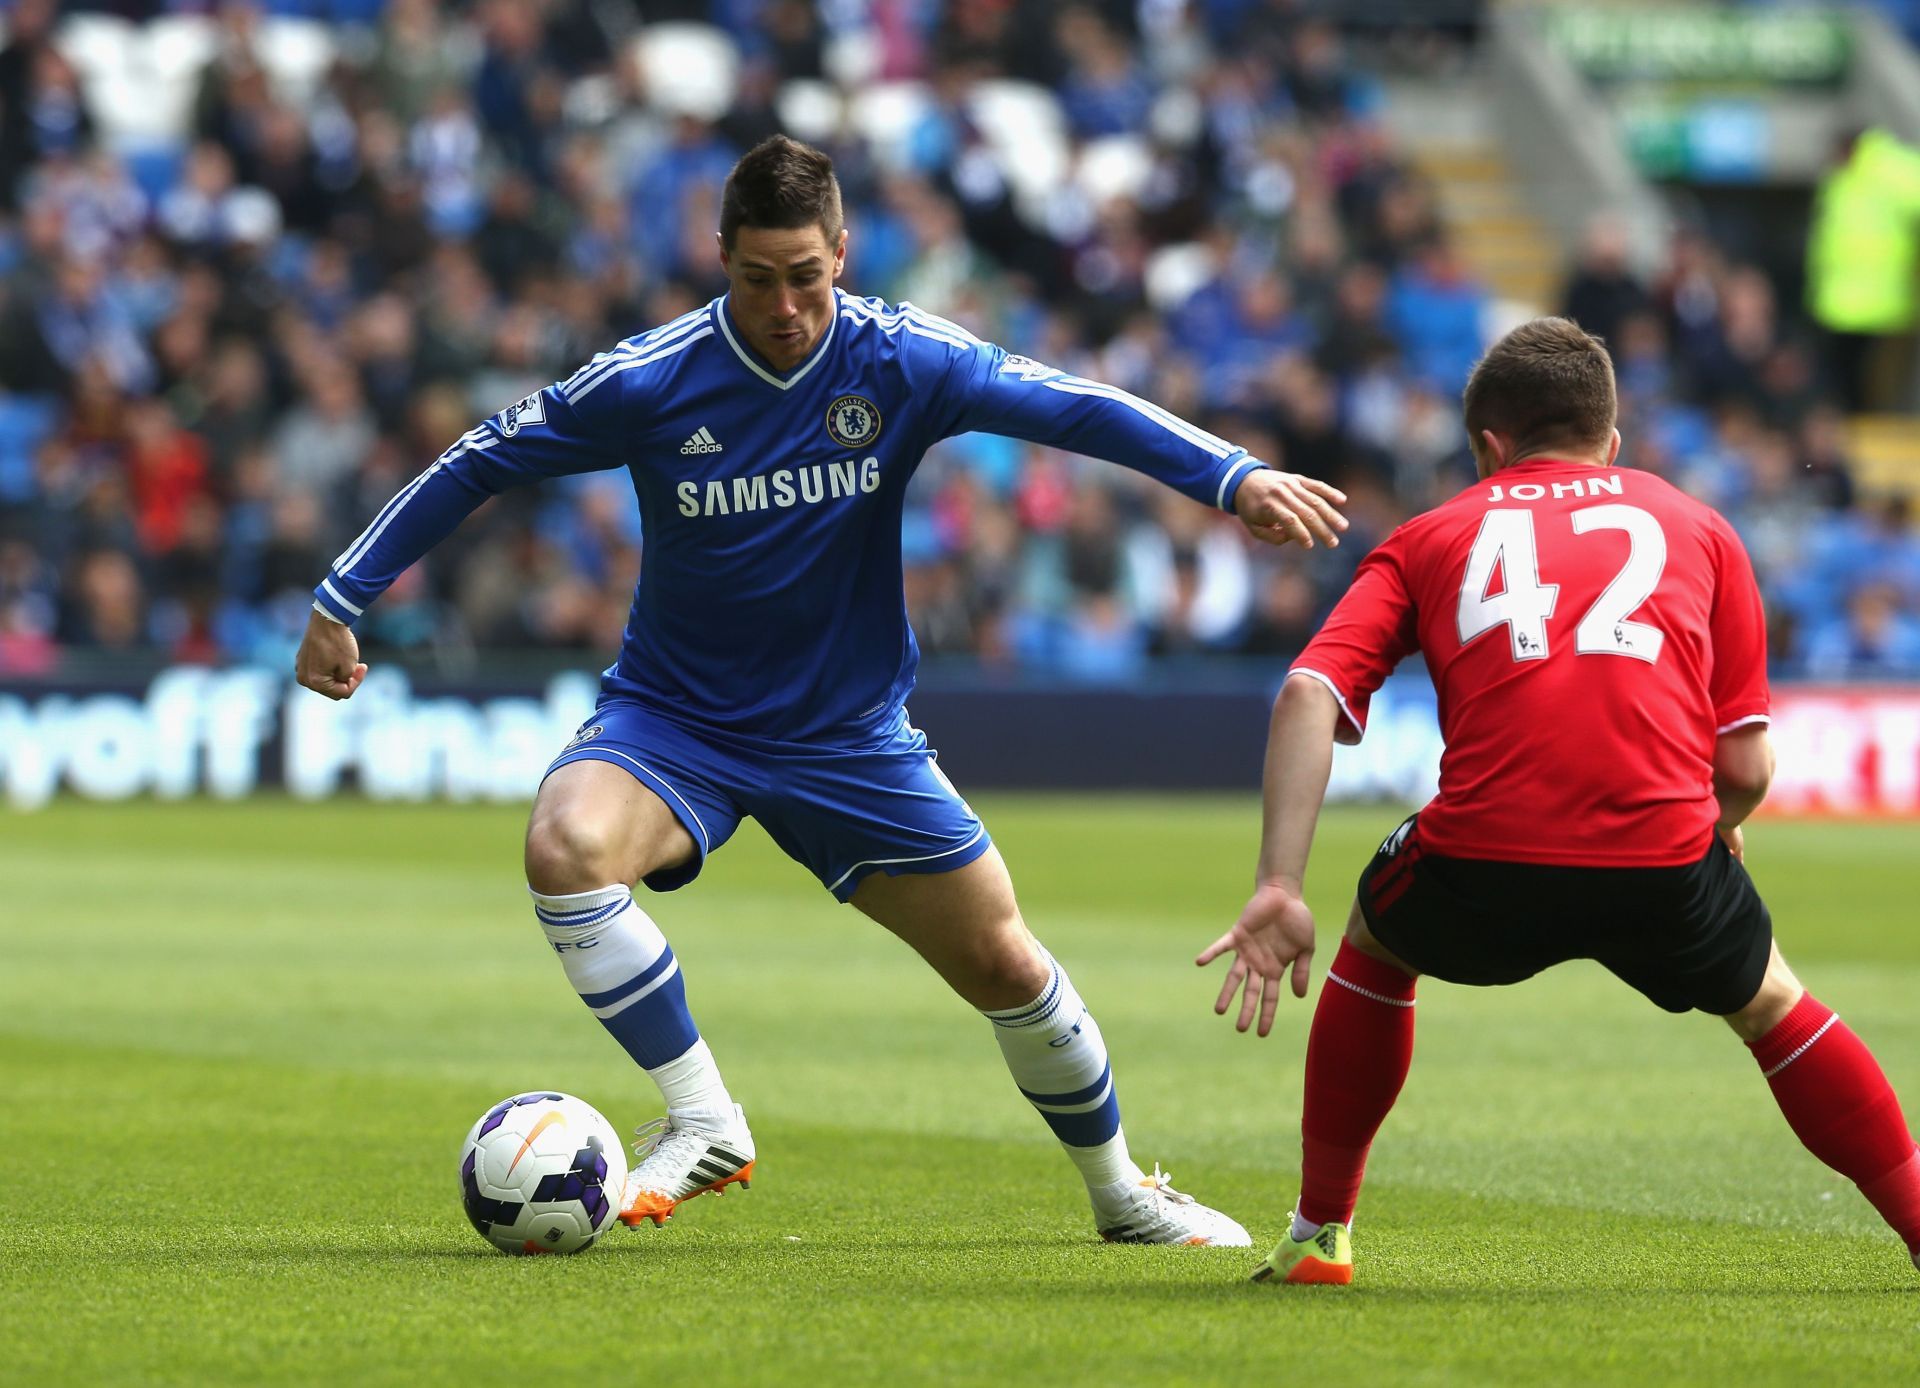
[1234,469,1349,550]
[1196,881,1318,1037]
[294,608,369,701]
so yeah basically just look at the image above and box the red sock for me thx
[1749,993,1920,1253]
[1297,939,1417,1227]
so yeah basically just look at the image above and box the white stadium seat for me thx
[58,14,152,145]
[1145,241,1217,312]
[965,79,1070,212]
[256,19,337,107]
[849,82,934,173]
[775,79,843,147]
[53,12,137,85]
[1076,135,1153,207]
[633,23,739,123]
[145,15,219,85]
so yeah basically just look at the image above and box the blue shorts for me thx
[543,700,991,902]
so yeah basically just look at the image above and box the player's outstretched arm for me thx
[294,607,369,701]
[1233,468,1349,550]
[309,373,628,637]
[1196,674,1343,1035]
[932,341,1349,544]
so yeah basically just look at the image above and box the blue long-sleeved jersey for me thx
[314,291,1267,741]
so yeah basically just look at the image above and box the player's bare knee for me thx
[994,937,1053,998]
[965,927,1051,1006]
[524,808,629,894]
[1724,942,1803,1042]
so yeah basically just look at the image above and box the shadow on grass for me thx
[988,1278,1919,1305]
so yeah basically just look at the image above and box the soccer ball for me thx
[459,1092,628,1255]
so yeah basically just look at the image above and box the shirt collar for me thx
[714,293,837,390]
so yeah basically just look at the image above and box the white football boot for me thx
[618,1104,756,1227]
[1093,1164,1252,1246]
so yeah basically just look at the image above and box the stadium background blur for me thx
[5,9,1919,1378]
[2,0,1919,692]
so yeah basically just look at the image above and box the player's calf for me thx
[532,883,740,1136]
[984,948,1249,1246]
[1746,989,1920,1267]
[1296,936,1417,1229]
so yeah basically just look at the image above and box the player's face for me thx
[719,224,848,371]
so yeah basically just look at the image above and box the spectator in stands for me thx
[1560,215,1649,350]
[1805,582,1920,677]
[1807,127,1920,411]
[1386,234,1486,394]
[0,1,1890,684]
[58,548,146,650]
[373,0,471,127]
[0,0,61,210]
[269,359,375,497]
[1238,563,1321,659]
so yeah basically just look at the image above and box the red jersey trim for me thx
[1289,667,1365,744]
[1715,713,1771,735]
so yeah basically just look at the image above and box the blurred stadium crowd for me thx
[0,0,1916,682]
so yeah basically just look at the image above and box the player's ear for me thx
[1605,428,1622,466]
[1479,429,1507,471]
[831,228,848,281]
[716,231,730,276]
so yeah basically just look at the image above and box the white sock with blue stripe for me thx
[531,885,735,1129]
[984,952,1142,1198]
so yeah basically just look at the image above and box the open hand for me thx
[1234,469,1349,550]
[1195,881,1318,1036]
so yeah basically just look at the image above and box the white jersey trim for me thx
[825,822,987,894]
[1214,455,1263,512]
[840,308,971,353]
[1715,713,1771,735]
[1050,369,1237,454]
[332,455,443,578]
[560,308,708,395]
[1288,667,1365,743]
[567,325,714,404]
[715,294,837,390]
[837,295,982,346]
[318,578,363,617]
[1038,377,1235,459]
[546,746,712,853]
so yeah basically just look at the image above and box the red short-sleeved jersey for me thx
[1293,459,1771,867]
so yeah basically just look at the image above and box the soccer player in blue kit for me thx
[296,137,1348,1245]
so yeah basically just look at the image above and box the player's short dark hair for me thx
[720,135,844,249]
[1462,317,1617,460]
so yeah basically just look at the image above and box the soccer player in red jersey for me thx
[1197,318,1920,1285]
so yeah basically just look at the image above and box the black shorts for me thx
[1356,815,1773,1015]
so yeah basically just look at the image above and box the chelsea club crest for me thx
[825,395,882,448]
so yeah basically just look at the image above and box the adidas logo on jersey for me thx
[681,427,724,455]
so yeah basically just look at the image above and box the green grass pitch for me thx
[2,796,1917,1385]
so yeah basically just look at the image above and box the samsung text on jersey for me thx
[677,456,883,517]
